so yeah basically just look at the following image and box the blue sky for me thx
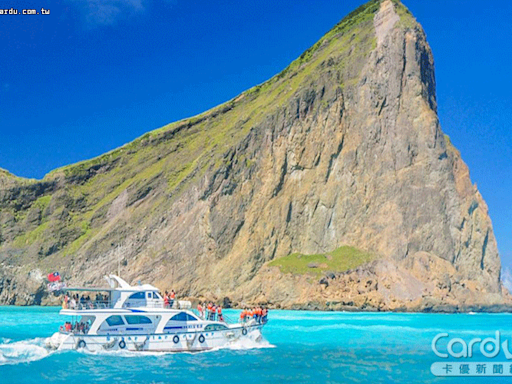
[1,0,511,271]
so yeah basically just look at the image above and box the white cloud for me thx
[502,266,512,294]
[68,0,146,27]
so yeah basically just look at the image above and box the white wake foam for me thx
[223,336,275,351]
[0,338,52,365]
[79,337,274,357]
[0,335,273,363]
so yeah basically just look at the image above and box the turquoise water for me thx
[1,306,512,383]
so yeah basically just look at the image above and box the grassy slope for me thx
[268,246,375,277]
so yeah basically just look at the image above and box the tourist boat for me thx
[45,275,266,352]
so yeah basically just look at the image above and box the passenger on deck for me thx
[164,291,170,308]
[207,303,212,320]
[170,290,176,308]
[197,303,203,319]
[217,306,224,322]
[262,307,268,323]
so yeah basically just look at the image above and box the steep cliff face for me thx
[0,0,507,311]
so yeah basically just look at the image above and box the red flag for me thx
[48,272,61,282]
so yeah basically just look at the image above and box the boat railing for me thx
[193,309,233,324]
[63,300,115,310]
[64,300,192,310]
[221,313,235,324]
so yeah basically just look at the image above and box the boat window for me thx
[169,312,197,322]
[125,315,152,325]
[204,324,228,331]
[128,292,145,300]
[152,292,160,299]
[105,315,125,326]
[147,292,151,299]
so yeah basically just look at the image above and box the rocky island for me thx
[1,0,509,312]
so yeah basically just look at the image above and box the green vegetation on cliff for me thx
[268,246,375,277]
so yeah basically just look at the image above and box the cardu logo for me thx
[431,331,512,377]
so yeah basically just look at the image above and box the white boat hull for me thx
[46,324,263,352]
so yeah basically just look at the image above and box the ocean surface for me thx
[1,306,512,383]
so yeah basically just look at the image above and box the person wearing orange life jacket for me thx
[217,306,224,322]
[212,305,217,321]
[240,309,246,323]
[170,290,176,308]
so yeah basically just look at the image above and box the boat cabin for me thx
[62,275,164,310]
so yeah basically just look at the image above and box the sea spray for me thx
[0,338,51,365]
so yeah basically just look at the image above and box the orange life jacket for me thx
[170,292,175,299]
[217,307,222,314]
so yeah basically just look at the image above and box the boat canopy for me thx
[63,287,116,292]
[63,275,159,293]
